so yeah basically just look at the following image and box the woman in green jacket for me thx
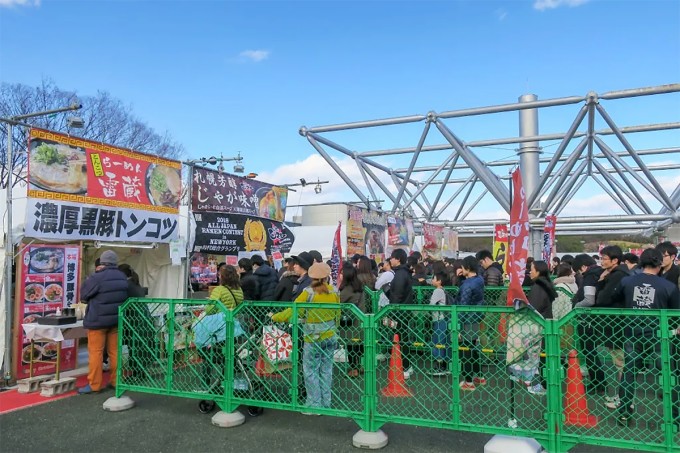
[272,262,340,411]
[207,265,244,314]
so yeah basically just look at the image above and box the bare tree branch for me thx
[0,78,185,188]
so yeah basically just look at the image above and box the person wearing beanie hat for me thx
[77,251,129,394]
[308,250,323,264]
[271,260,340,412]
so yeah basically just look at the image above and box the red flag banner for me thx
[507,169,530,306]
[542,215,557,263]
[331,221,343,285]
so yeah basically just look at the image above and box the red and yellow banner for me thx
[28,128,181,215]
[493,224,508,274]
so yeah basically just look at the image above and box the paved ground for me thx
[0,389,639,453]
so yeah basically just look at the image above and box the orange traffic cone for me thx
[564,350,598,427]
[255,354,282,379]
[381,334,412,397]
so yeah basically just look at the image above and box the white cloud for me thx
[0,0,40,6]
[533,0,589,11]
[495,9,508,21]
[238,50,270,62]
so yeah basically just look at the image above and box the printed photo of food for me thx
[146,164,181,208]
[28,247,64,274]
[24,283,44,303]
[28,139,87,194]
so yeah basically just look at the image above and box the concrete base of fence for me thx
[103,396,135,412]
[484,435,542,453]
[211,410,245,428]
[352,429,388,449]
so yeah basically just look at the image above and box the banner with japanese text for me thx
[345,205,386,261]
[192,212,294,255]
[25,199,179,243]
[386,215,411,246]
[16,244,81,378]
[507,169,530,305]
[26,128,181,242]
[330,222,343,285]
[423,223,444,258]
[493,224,509,274]
[191,166,288,222]
[542,215,557,263]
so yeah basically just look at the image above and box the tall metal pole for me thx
[183,164,193,299]
[3,123,13,380]
[518,94,543,259]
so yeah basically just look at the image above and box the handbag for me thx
[262,325,293,364]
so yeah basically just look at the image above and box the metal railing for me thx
[115,293,680,453]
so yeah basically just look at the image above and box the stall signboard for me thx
[346,205,386,261]
[192,212,294,255]
[189,252,222,291]
[493,224,509,274]
[26,128,181,242]
[423,223,444,258]
[191,166,288,222]
[387,215,413,246]
[16,244,81,378]
[441,228,459,258]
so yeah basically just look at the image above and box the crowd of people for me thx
[77,242,680,426]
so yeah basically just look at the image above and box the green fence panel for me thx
[116,297,679,453]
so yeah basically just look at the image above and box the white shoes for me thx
[403,367,414,380]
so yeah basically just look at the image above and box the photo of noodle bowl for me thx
[24,283,44,303]
[146,164,181,208]
[41,342,59,359]
[22,314,38,324]
[21,344,43,363]
[29,140,88,194]
[44,284,63,302]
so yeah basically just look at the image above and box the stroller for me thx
[192,311,264,416]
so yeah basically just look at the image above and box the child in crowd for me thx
[428,271,451,376]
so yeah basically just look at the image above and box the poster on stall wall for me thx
[191,166,288,222]
[441,229,459,258]
[542,215,557,263]
[493,224,509,274]
[387,215,410,246]
[16,244,81,379]
[422,223,444,258]
[26,128,181,243]
[346,205,365,257]
[188,252,223,291]
[192,212,294,255]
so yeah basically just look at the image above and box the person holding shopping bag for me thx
[271,262,340,414]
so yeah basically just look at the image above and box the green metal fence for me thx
[116,297,680,453]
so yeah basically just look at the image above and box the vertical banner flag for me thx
[422,223,444,259]
[542,215,557,263]
[331,221,343,285]
[493,224,509,275]
[507,169,530,305]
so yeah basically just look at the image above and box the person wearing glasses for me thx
[655,241,679,287]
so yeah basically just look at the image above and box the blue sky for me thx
[1,0,679,221]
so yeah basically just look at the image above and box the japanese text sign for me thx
[191,166,288,222]
[507,169,530,304]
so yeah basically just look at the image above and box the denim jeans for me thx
[303,336,337,408]
[431,319,451,361]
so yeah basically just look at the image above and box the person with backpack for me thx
[428,271,452,376]
[272,262,340,413]
[456,256,486,391]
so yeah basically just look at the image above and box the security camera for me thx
[67,116,85,128]
[300,178,307,186]
[217,163,225,173]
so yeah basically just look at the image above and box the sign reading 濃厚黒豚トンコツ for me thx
[25,128,182,242]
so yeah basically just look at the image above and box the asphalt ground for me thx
[0,389,640,453]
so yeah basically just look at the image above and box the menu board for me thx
[26,128,181,243]
[16,244,81,378]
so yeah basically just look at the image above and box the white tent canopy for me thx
[0,187,192,373]
[288,224,346,261]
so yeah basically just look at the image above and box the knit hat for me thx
[100,250,118,266]
[308,262,331,279]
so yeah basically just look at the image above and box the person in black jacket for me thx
[238,258,260,301]
[78,250,129,394]
[476,249,504,287]
[386,248,414,378]
[251,255,278,301]
[656,241,679,286]
[527,260,557,320]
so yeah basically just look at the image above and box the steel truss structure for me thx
[300,84,680,239]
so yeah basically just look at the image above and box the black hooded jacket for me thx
[388,264,413,304]
[253,263,279,301]
[595,264,630,309]
[527,276,557,319]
